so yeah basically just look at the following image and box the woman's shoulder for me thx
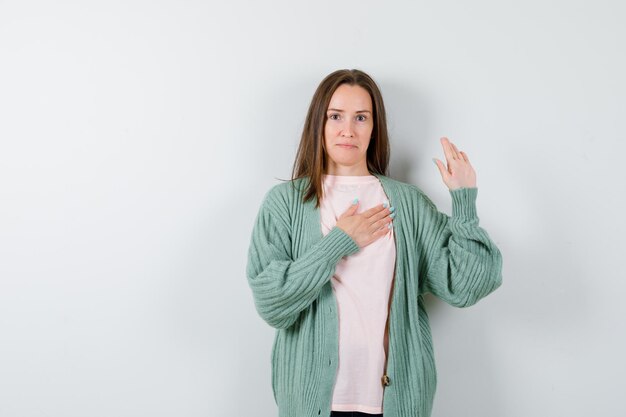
[260,177,308,208]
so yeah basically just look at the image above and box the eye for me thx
[328,113,340,120]
[356,115,367,122]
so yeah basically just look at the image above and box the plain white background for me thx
[1,1,624,416]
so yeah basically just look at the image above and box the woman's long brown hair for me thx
[286,69,390,208]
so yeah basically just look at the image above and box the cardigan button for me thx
[381,374,391,386]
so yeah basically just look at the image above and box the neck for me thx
[325,163,370,176]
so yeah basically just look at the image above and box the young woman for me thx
[246,69,503,417]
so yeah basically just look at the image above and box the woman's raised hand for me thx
[335,201,394,248]
[433,137,477,190]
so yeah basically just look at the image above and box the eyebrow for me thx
[327,108,372,114]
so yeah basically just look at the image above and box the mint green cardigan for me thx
[246,173,503,417]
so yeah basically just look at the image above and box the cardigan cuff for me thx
[449,187,478,219]
[320,226,360,262]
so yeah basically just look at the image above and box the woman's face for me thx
[323,84,374,175]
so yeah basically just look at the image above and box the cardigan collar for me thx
[372,172,395,205]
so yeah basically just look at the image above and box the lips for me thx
[337,144,357,148]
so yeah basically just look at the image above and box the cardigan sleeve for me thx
[246,187,360,329]
[417,187,503,307]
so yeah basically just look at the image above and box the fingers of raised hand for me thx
[450,141,461,160]
[440,137,457,163]
[441,137,470,164]
[450,142,471,164]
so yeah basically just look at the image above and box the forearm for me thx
[421,187,503,307]
[247,225,359,328]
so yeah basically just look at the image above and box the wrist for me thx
[449,187,478,218]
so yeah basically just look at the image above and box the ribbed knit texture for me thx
[246,173,503,417]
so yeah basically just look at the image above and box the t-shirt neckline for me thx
[322,173,379,184]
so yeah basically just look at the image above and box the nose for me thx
[340,119,355,138]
